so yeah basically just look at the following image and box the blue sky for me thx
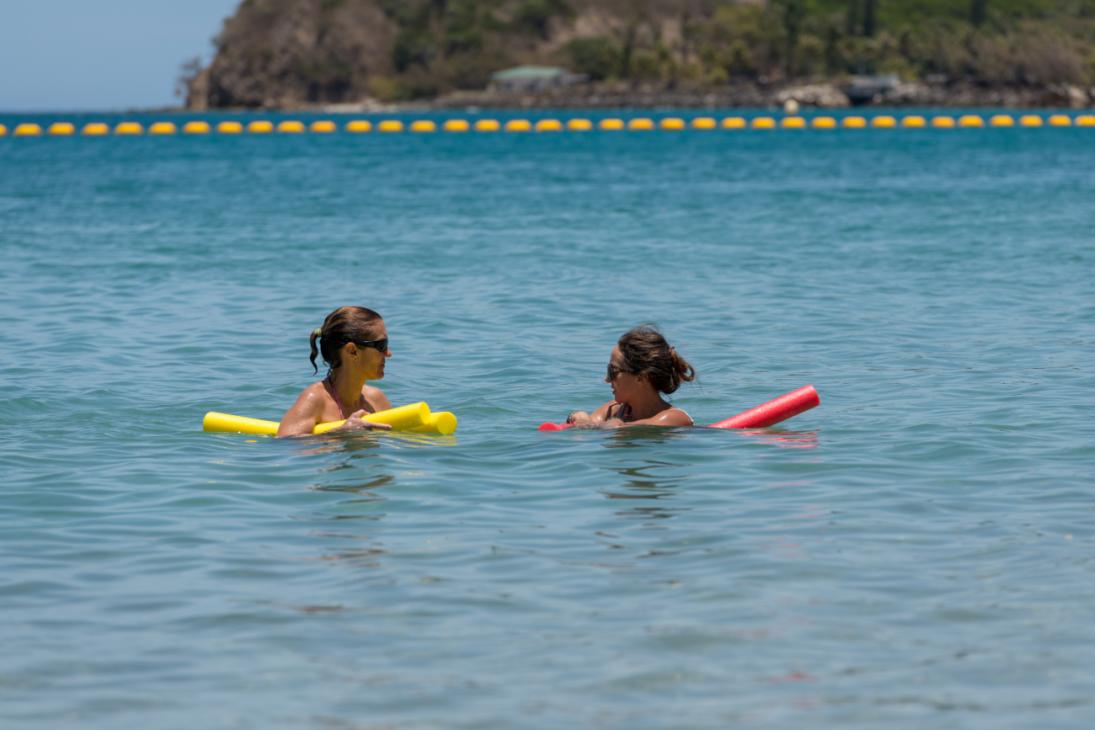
[0,1,240,112]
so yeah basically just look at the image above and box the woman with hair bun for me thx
[567,325,696,429]
[276,306,395,437]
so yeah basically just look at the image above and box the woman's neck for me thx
[327,368,366,413]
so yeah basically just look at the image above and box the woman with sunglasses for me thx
[277,306,394,437]
[566,325,696,429]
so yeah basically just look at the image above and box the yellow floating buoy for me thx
[1048,114,1072,127]
[535,119,563,132]
[811,116,837,129]
[902,115,927,128]
[751,117,776,130]
[184,120,211,134]
[599,118,625,131]
[691,117,717,130]
[505,119,532,133]
[567,118,593,132]
[217,121,243,134]
[277,120,305,133]
[872,115,897,128]
[722,117,747,130]
[1076,115,1095,127]
[474,119,500,132]
[843,116,867,128]
[931,116,955,128]
[310,120,336,133]
[990,114,1014,127]
[48,122,75,136]
[660,117,686,131]
[0,124,7,137]
[81,122,109,136]
[149,121,177,135]
[628,118,655,131]
[958,115,983,128]
[15,123,43,137]
[443,119,470,133]
[780,116,806,129]
[346,119,372,133]
[115,122,143,135]
[410,120,436,133]
[1020,114,1043,127]
[247,120,273,134]
[378,120,404,133]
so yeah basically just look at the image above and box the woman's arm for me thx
[276,385,324,438]
[567,401,617,428]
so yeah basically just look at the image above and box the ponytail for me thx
[618,325,696,395]
[309,328,322,374]
[667,347,696,394]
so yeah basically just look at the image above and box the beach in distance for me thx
[2,109,1095,728]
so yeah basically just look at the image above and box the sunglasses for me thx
[606,362,628,381]
[354,338,389,353]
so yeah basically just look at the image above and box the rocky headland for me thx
[183,0,1095,111]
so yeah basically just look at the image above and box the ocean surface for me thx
[2,110,1094,729]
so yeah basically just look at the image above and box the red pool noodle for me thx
[708,385,819,429]
[538,385,819,431]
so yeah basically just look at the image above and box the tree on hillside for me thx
[845,0,876,37]
[971,0,987,26]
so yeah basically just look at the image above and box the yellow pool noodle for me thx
[203,402,455,436]
[202,412,282,436]
[409,411,458,436]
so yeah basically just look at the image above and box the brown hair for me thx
[617,325,695,395]
[309,306,383,374]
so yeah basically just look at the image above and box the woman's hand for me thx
[338,410,393,432]
[566,411,595,428]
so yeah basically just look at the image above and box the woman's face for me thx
[346,321,390,380]
[605,345,643,403]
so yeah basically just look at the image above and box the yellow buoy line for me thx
[3,113,1093,138]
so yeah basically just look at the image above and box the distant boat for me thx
[843,74,900,105]
[490,66,588,93]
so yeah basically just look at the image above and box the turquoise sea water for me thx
[2,111,1094,728]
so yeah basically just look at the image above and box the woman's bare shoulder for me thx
[626,406,692,427]
[661,407,693,426]
[362,385,391,410]
[591,400,618,419]
[291,381,328,408]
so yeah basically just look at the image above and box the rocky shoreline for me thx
[428,80,1093,111]
[187,81,1093,114]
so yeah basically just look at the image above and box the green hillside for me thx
[184,0,1095,108]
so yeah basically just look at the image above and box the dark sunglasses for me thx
[354,338,388,353]
[606,362,628,381]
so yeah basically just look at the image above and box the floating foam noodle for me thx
[203,402,457,436]
[708,385,819,429]
[409,411,457,435]
[538,385,819,431]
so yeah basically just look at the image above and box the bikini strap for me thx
[323,376,357,419]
